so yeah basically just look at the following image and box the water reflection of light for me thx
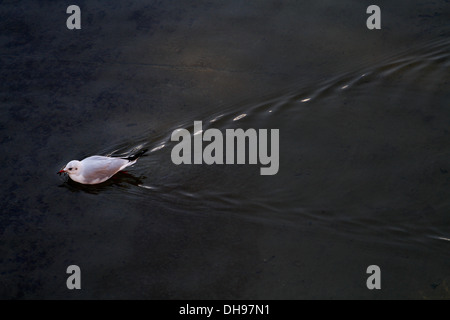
[150,144,165,152]
[210,114,224,123]
[194,129,203,136]
[341,85,349,89]
[233,113,247,121]
[430,235,450,242]
[138,184,156,190]
[301,98,311,102]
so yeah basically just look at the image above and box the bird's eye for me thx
[68,168,72,171]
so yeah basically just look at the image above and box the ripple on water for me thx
[63,37,450,249]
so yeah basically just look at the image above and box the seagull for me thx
[58,149,148,185]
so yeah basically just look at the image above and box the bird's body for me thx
[58,149,147,185]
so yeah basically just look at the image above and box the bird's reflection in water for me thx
[59,171,145,194]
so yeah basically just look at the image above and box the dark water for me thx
[1,1,450,299]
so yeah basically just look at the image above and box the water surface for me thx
[1,0,450,299]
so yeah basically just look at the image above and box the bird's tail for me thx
[123,148,148,162]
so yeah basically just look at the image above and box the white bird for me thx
[58,149,147,185]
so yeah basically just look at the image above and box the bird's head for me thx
[58,160,82,176]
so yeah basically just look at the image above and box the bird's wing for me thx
[81,156,129,181]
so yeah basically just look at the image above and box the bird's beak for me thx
[57,169,66,175]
